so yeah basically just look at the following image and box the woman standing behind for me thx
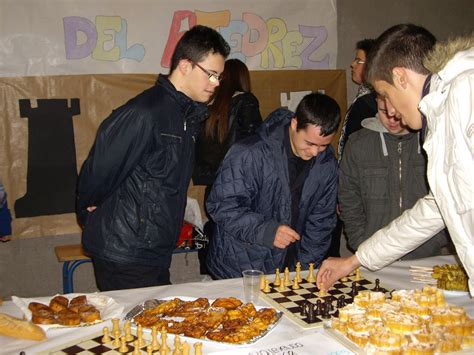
[193,59,262,275]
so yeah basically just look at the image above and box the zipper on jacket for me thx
[398,141,402,212]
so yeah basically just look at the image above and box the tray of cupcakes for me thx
[324,286,474,354]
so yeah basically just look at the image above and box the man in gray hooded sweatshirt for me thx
[338,94,450,258]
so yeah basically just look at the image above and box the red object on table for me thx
[176,222,193,249]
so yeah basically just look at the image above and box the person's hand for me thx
[273,225,300,249]
[86,206,97,212]
[316,255,361,291]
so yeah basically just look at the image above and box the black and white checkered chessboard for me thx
[260,273,388,329]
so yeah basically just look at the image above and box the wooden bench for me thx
[54,244,92,294]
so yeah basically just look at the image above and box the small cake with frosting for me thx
[354,290,386,308]
[338,303,366,322]
[383,311,423,335]
[431,306,466,326]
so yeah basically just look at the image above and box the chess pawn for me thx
[174,335,181,351]
[292,277,300,290]
[181,342,190,355]
[101,326,111,343]
[273,268,281,286]
[124,320,134,342]
[263,279,271,293]
[194,342,203,355]
[355,267,361,281]
[112,328,121,347]
[278,276,286,292]
[147,345,154,355]
[307,263,316,283]
[318,282,326,297]
[260,274,266,290]
[119,336,129,353]
[133,340,141,355]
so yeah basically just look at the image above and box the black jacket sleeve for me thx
[76,103,154,225]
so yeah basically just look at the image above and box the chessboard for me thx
[37,319,201,355]
[39,333,151,355]
[259,268,391,329]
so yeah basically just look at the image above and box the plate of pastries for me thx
[12,293,124,329]
[124,296,282,344]
[327,286,474,354]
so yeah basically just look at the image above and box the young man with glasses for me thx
[77,25,230,291]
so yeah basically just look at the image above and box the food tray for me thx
[12,293,124,329]
[124,296,282,345]
[324,323,473,355]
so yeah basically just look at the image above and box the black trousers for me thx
[92,257,171,291]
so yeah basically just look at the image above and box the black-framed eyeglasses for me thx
[193,62,223,84]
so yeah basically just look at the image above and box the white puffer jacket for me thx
[356,37,474,295]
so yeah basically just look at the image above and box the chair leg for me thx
[62,260,92,294]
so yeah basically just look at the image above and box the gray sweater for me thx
[338,116,450,260]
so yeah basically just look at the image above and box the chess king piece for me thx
[296,262,302,282]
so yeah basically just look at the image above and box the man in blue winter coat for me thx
[206,93,341,279]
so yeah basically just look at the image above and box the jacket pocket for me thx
[146,133,182,181]
[362,167,388,200]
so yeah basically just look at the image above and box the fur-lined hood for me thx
[424,34,474,74]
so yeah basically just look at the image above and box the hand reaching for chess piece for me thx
[316,255,361,291]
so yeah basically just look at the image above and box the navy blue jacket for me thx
[206,108,338,278]
[77,75,207,267]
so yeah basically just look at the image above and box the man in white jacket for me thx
[317,24,474,295]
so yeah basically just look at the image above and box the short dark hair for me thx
[366,24,436,85]
[356,38,376,54]
[295,93,341,136]
[169,25,230,73]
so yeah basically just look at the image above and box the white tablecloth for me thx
[1,255,472,354]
